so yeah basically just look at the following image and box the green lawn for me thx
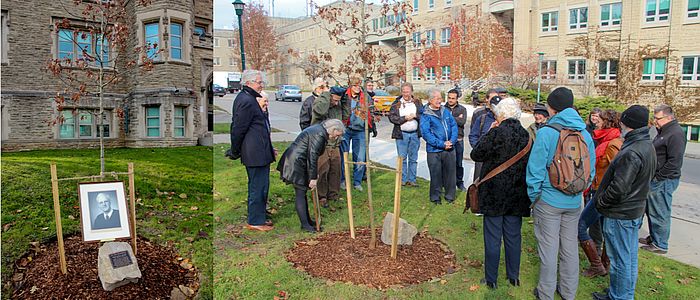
[1,147,214,299]
[213,123,282,134]
[214,143,700,299]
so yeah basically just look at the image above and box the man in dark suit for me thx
[230,70,276,232]
[93,192,121,230]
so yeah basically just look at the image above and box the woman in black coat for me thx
[469,98,531,289]
[277,119,345,232]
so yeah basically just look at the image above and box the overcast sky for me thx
[214,0,376,29]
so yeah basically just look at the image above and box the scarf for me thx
[592,127,621,160]
[344,88,373,126]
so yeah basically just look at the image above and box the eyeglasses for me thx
[252,80,265,85]
[654,115,669,121]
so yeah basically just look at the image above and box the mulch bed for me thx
[285,228,458,289]
[11,235,199,299]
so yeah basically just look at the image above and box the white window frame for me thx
[440,66,451,81]
[568,59,586,80]
[681,55,700,82]
[569,7,588,31]
[541,60,557,80]
[213,57,220,66]
[688,0,700,20]
[58,109,113,139]
[642,58,666,81]
[412,32,421,47]
[145,105,161,138]
[229,57,235,66]
[645,0,671,23]
[55,27,112,68]
[541,11,559,33]
[213,37,219,47]
[598,59,618,81]
[169,21,184,61]
[429,0,434,9]
[426,67,436,81]
[426,29,436,46]
[440,27,451,45]
[1,10,8,65]
[173,106,187,138]
[600,2,622,28]
[413,0,419,13]
[412,67,421,81]
[143,21,160,60]
[228,38,235,47]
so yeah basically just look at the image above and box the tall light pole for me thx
[536,52,545,103]
[233,0,246,71]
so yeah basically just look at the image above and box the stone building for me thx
[213,29,240,73]
[1,0,214,151]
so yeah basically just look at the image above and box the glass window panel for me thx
[655,59,666,74]
[599,61,607,74]
[613,3,622,18]
[147,107,159,116]
[172,36,181,48]
[147,128,160,137]
[194,26,205,36]
[682,57,695,75]
[172,48,181,59]
[79,112,92,124]
[601,5,610,21]
[580,8,588,22]
[79,125,92,137]
[568,61,576,74]
[97,125,110,137]
[175,107,185,116]
[643,59,652,74]
[647,0,657,15]
[552,12,558,25]
[610,60,618,74]
[659,0,670,11]
[147,118,160,127]
[542,13,549,27]
[145,23,158,37]
[60,124,75,138]
[175,118,184,127]
[171,23,182,35]
[175,128,184,137]
[691,0,700,9]
[570,10,577,24]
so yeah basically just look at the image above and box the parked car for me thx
[372,89,394,114]
[213,84,226,97]
[275,85,302,102]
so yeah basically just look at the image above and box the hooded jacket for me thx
[526,108,596,209]
[276,124,328,187]
[420,105,458,153]
[596,127,656,219]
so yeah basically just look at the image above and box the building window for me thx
[412,32,421,46]
[682,56,700,81]
[144,21,159,59]
[57,29,111,66]
[145,106,160,137]
[228,38,235,47]
[170,22,183,60]
[213,57,220,66]
[689,0,700,18]
[413,0,419,12]
[425,29,435,46]
[600,3,622,27]
[446,0,452,5]
[229,57,235,66]
[568,59,586,80]
[174,106,186,137]
[413,67,421,81]
[194,25,206,37]
[213,37,219,47]
[645,0,670,22]
[426,67,436,81]
[373,18,378,31]
[59,111,75,138]
[541,11,558,32]
[643,58,666,80]
[541,60,557,79]
[440,66,451,81]
[59,110,112,139]
[569,7,588,30]
[2,10,8,64]
[440,27,451,44]
[429,0,434,9]
[598,60,618,80]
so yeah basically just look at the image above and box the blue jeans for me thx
[603,217,642,300]
[340,129,366,187]
[246,165,270,225]
[645,178,680,251]
[395,131,420,184]
[578,195,602,241]
[483,215,522,284]
[455,140,464,186]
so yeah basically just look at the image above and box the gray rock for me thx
[170,287,188,300]
[97,242,142,291]
[381,212,417,246]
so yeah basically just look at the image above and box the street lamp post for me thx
[536,52,545,103]
[233,0,246,71]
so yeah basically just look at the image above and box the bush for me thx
[574,96,626,119]
[506,87,549,108]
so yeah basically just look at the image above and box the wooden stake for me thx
[365,121,376,250]
[50,163,67,275]
[311,188,321,232]
[343,152,355,239]
[128,163,137,255]
[391,157,403,259]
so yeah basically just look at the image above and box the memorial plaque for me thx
[109,251,133,268]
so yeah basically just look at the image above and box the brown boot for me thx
[580,240,607,277]
[601,244,610,272]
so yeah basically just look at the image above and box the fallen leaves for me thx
[469,284,479,291]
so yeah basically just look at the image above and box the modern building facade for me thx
[1,0,214,151]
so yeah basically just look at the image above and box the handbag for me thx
[464,137,532,214]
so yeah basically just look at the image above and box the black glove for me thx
[371,126,377,138]
[225,148,241,160]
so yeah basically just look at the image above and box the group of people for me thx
[230,69,687,300]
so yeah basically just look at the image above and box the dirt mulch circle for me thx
[11,235,199,299]
[285,228,458,289]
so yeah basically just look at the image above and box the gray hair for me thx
[96,192,112,204]
[322,119,345,135]
[654,104,674,117]
[493,97,522,120]
[400,82,414,91]
[312,77,327,90]
[241,69,266,85]
[427,87,441,99]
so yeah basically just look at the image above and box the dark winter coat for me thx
[468,108,495,147]
[420,105,458,153]
[445,103,467,140]
[388,96,423,139]
[596,127,657,220]
[299,93,318,130]
[230,86,275,167]
[311,91,349,125]
[276,124,328,187]
[653,119,687,180]
[470,118,531,217]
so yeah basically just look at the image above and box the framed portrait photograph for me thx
[78,181,131,242]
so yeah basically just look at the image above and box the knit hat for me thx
[489,95,503,107]
[330,86,346,96]
[620,105,649,129]
[547,87,574,112]
[533,103,549,117]
[495,87,507,94]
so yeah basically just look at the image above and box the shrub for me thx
[574,96,626,119]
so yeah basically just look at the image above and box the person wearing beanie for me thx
[526,86,596,300]
[527,103,550,140]
[592,105,656,300]
[640,104,687,255]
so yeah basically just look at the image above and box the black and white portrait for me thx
[78,181,131,241]
[89,191,122,230]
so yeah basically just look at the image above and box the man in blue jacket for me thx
[527,87,596,300]
[230,70,276,232]
[421,88,459,204]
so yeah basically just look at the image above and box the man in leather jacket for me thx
[593,105,656,300]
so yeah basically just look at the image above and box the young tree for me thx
[47,0,156,175]
[288,49,336,84]
[240,2,284,72]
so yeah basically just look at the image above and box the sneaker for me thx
[592,291,611,300]
[474,213,483,217]
[480,278,497,289]
[410,182,420,188]
[641,243,668,254]
[319,198,329,208]
[639,235,652,245]
[457,185,467,192]
[353,185,363,191]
